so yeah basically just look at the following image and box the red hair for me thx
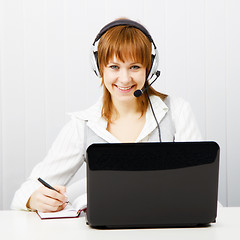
[98,23,167,122]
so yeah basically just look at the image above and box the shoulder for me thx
[54,98,102,144]
[165,95,190,109]
[163,95,191,117]
[164,95,202,141]
[67,97,102,122]
[164,95,197,125]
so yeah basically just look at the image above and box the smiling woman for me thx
[11,18,202,213]
[97,22,167,123]
[103,55,147,142]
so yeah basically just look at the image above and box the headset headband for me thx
[93,19,156,49]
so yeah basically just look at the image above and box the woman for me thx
[11,18,201,212]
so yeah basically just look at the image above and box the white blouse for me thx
[11,95,202,210]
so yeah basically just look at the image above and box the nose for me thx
[118,68,131,84]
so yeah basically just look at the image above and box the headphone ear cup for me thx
[147,48,159,81]
[147,54,156,81]
[91,47,101,78]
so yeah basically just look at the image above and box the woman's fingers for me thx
[38,200,67,213]
[54,185,67,195]
[41,186,68,204]
[27,186,68,212]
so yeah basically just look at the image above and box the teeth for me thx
[117,86,132,90]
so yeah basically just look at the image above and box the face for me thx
[103,56,146,105]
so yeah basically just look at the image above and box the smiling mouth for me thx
[115,85,135,91]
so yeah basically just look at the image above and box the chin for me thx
[116,95,137,103]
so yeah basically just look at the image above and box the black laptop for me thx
[86,141,220,228]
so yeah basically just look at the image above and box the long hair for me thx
[97,23,167,122]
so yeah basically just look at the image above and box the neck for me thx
[111,98,140,120]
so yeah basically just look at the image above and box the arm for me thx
[11,117,85,211]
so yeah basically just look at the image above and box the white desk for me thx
[0,207,239,240]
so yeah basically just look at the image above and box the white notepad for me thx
[37,193,87,219]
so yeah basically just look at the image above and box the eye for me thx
[109,65,119,70]
[131,65,141,70]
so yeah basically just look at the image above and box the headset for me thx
[91,19,162,142]
[91,19,160,82]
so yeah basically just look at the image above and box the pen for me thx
[38,177,70,204]
[38,177,58,191]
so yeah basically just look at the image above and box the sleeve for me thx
[172,98,202,141]
[11,116,85,211]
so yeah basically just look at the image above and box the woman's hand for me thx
[26,185,68,212]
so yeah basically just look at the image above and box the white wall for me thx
[0,0,240,209]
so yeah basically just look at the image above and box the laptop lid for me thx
[86,141,220,228]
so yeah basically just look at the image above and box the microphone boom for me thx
[134,71,161,98]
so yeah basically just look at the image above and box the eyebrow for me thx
[107,62,142,65]
[107,62,120,65]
